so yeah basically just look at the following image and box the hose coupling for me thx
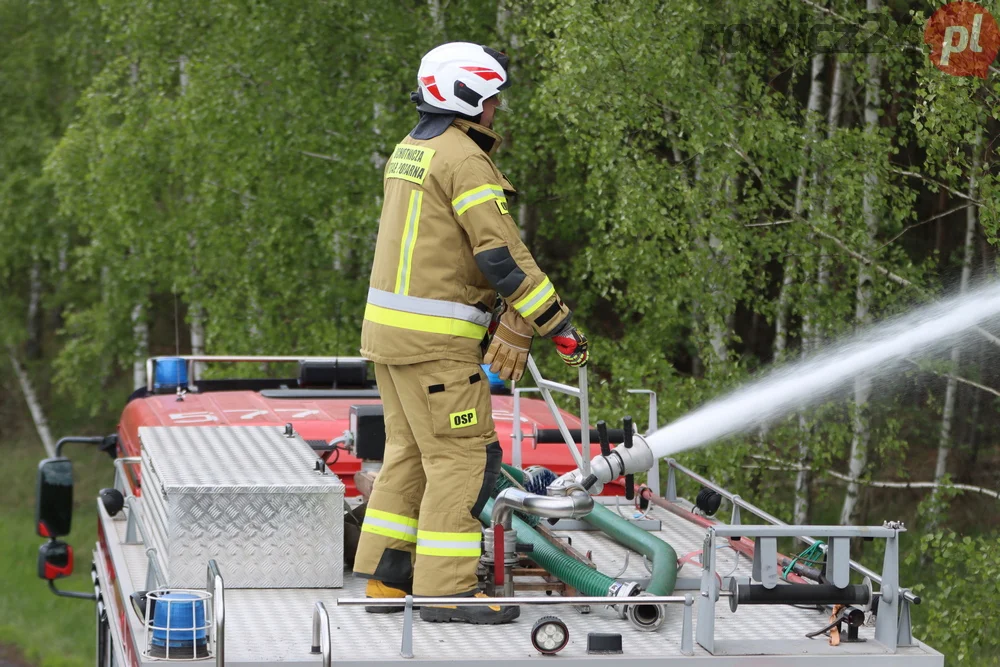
[607,581,641,619]
[482,525,519,567]
[626,593,667,632]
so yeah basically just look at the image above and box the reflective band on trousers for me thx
[364,289,490,340]
[395,190,423,295]
[416,529,482,557]
[513,277,555,317]
[452,184,506,216]
[361,508,418,543]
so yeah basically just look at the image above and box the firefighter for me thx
[354,42,588,625]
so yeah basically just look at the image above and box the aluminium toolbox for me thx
[138,425,344,588]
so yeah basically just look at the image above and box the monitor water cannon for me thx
[579,416,654,493]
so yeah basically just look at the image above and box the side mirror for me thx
[38,540,74,580]
[36,458,73,538]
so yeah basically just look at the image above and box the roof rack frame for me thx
[144,355,368,393]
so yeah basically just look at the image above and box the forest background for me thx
[2,0,1000,663]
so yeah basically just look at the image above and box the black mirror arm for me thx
[48,579,96,601]
[55,436,115,458]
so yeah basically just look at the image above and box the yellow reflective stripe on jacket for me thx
[367,288,492,327]
[394,191,423,295]
[415,529,482,558]
[513,277,555,317]
[362,509,418,543]
[364,303,488,340]
[452,184,506,216]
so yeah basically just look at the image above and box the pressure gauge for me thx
[531,615,569,655]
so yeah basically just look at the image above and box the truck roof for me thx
[117,389,601,496]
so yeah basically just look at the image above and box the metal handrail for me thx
[344,594,715,607]
[664,457,921,604]
[627,388,660,495]
[523,356,589,473]
[206,560,225,667]
[113,457,141,498]
[55,435,105,458]
[311,602,331,667]
[145,354,368,391]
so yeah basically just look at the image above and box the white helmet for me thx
[416,42,511,116]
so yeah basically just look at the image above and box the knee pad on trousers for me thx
[470,441,503,519]
[372,548,414,586]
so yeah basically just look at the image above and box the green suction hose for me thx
[489,464,679,596]
[478,497,616,596]
[582,502,678,595]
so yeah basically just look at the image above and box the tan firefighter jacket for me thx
[361,118,570,366]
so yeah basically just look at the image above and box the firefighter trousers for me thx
[354,359,501,596]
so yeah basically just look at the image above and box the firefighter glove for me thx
[484,307,533,381]
[551,324,588,368]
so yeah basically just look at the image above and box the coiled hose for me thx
[485,463,678,596]
[478,497,617,596]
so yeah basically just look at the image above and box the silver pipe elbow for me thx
[491,488,594,529]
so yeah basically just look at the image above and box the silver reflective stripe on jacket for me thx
[367,288,492,328]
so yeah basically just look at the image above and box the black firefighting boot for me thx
[365,580,412,614]
[419,591,520,625]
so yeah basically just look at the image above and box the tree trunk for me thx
[428,0,445,37]
[49,232,69,331]
[26,261,43,360]
[8,347,55,456]
[840,7,882,526]
[132,303,149,391]
[933,127,982,494]
[180,55,206,380]
[775,50,826,364]
[794,54,845,525]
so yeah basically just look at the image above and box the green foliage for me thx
[905,530,1000,664]
[0,358,119,667]
[2,0,1000,662]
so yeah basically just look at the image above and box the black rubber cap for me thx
[587,633,623,655]
[99,488,125,517]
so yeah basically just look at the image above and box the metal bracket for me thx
[873,529,901,652]
[144,549,164,590]
[680,594,694,655]
[896,594,915,647]
[665,460,678,502]
[751,537,778,589]
[699,524,905,656]
[401,595,415,658]
[125,499,141,545]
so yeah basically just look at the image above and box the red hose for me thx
[639,486,809,585]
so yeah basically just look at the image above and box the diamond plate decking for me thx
[102,495,942,666]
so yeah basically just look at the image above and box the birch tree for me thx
[840,1,883,526]
[932,127,983,499]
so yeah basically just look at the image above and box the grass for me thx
[0,357,119,667]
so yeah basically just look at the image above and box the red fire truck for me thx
[33,355,942,666]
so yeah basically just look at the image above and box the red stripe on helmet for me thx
[460,66,503,82]
[419,75,447,102]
